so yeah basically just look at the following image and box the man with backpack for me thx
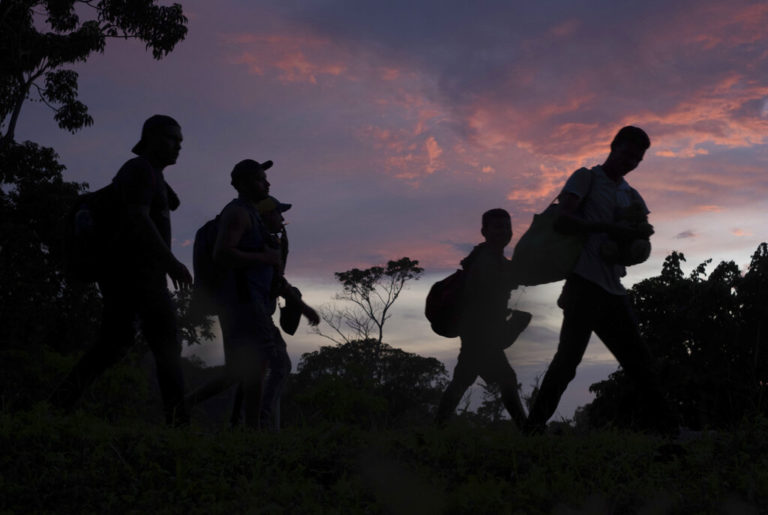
[51,115,192,425]
[187,159,318,429]
[435,208,528,427]
[524,126,678,435]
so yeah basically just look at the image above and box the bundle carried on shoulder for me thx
[510,167,593,286]
[510,202,586,286]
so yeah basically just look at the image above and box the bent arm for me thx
[213,205,280,268]
[553,192,641,239]
[126,204,177,267]
[125,205,190,287]
[278,279,320,326]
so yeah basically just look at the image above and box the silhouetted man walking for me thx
[190,160,318,429]
[51,115,192,425]
[524,126,677,435]
[186,183,319,430]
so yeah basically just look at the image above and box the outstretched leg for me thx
[140,284,187,426]
[525,277,593,433]
[593,295,679,434]
[436,345,480,424]
[49,280,135,412]
[260,331,292,431]
[479,351,527,428]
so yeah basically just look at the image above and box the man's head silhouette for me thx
[230,159,273,200]
[132,115,183,167]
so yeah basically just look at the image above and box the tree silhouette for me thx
[579,245,768,430]
[314,257,424,346]
[1,0,187,142]
[286,339,447,428]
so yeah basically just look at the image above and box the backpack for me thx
[62,183,123,282]
[190,216,224,316]
[425,269,466,338]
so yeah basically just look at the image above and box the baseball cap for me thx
[256,196,292,215]
[131,114,180,155]
[230,159,274,189]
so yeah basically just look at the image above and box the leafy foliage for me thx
[286,338,447,428]
[0,142,102,407]
[0,0,187,141]
[581,245,768,430]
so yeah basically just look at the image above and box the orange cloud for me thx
[687,3,768,48]
[505,164,571,206]
[224,32,350,84]
[380,67,400,81]
[631,76,768,155]
[425,136,443,174]
[549,19,581,38]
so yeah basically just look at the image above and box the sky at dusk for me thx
[15,0,768,421]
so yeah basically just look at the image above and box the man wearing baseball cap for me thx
[51,114,192,425]
[205,159,318,429]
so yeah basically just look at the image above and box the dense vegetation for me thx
[2,406,767,513]
[582,246,768,432]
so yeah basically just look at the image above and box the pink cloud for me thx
[425,136,443,174]
[548,19,581,38]
[380,68,401,81]
[226,33,349,84]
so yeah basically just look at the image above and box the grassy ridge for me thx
[1,407,766,514]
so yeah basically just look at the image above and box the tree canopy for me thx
[0,0,187,142]
[286,338,448,428]
[579,244,768,430]
[315,257,424,346]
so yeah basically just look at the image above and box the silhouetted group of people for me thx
[50,115,319,428]
[50,117,678,435]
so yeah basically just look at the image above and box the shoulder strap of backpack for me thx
[549,167,594,208]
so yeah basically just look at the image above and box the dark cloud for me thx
[444,241,475,256]
[675,230,697,239]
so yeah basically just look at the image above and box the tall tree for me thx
[1,0,187,143]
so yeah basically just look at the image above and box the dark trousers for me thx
[436,339,527,427]
[526,274,675,432]
[187,325,291,430]
[228,331,292,430]
[188,299,289,429]
[50,274,187,425]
